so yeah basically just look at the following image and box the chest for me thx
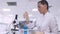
[36,16,50,28]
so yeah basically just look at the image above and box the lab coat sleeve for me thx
[26,21,36,29]
[44,17,58,34]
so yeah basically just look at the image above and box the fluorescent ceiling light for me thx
[3,8,11,12]
[32,8,38,12]
[9,14,13,17]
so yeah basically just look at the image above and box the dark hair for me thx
[38,0,49,10]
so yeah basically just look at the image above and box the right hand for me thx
[23,12,29,19]
[23,12,30,24]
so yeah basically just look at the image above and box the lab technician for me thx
[23,0,58,34]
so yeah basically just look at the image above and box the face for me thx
[38,3,47,14]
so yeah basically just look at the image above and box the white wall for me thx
[0,0,60,31]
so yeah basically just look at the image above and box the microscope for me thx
[11,14,19,34]
[11,14,33,34]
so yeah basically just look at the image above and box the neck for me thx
[43,9,48,15]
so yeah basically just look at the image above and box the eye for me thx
[38,6,40,8]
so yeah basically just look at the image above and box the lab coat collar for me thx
[42,12,50,18]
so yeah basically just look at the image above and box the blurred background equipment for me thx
[11,14,19,34]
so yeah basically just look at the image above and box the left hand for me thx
[39,32,44,34]
[33,31,44,34]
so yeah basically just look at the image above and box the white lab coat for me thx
[27,12,58,34]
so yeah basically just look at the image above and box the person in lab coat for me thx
[23,0,58,34]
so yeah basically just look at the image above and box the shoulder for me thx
[48,12,57,23]
[47,12,55,19]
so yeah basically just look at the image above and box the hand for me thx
[23,11,30,24]
[23,12,29,18]
[39,32,44,34]
[33,31,44,34]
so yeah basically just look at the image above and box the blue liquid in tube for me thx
[24,25,28,34]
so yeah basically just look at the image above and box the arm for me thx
[44,17,58,34]
[23,12,30,24]
[23,12,36,29]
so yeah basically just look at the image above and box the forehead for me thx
[38,3,43,6]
